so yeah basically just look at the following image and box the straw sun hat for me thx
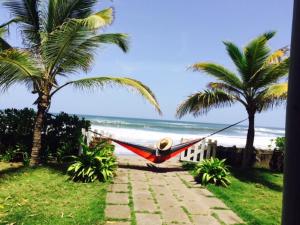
[156,137,173,151]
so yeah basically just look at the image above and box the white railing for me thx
[179,139,217,162]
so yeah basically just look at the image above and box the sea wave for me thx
[90,124,277,155]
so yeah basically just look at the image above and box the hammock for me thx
[111,138,202,163]
[91,118,247,164]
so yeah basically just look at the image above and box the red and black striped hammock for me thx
[111,138,202,163]
[98,119,247,164]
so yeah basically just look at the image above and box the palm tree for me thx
[176,32,289,168]
[0,0,161,165]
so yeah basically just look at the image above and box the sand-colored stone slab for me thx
[192,215,221,225]
[114,175,129,184]
[105,205,130,219]
[106,192,129,205]
[108,183,129,193]
[160,207,191,224]
[212,209,245,224]
[134,198,157,212]
[136,213,162,225]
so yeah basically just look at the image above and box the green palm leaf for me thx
[223,41,247,76]
[176,89,235,118]
[0,49,41,89]
[243,31,275,81]
[46,0,97,33]
[190,63,243,88]
[51,77,161,114]
[4,0,41,47]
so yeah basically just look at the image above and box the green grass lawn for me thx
[0,163,107,225]
[182,162,283,225]
[207,168,282,225]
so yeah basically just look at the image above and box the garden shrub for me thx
[0,108,91,163]
[67,139,117,183]
[193,157,231,187]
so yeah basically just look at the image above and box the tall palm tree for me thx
[176,32,289,168]
[0,0,161,165]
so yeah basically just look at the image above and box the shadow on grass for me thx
[0,164,26,178]
[230,167,283,192]
[44,162,70,174]
[0,162,70,180]
[118,163,185,173]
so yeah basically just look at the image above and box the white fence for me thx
[179,139,217,162]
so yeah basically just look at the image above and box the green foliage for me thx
[193,158,231,187]
[274,137,285,151]
[269,137,285,151]
[67,139,117,183]
[0,108,91,162]
[43,112,91,160]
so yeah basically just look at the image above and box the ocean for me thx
[80,115,285,154]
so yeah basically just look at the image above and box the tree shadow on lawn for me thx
[0,162,70,180]
[230,167,283,192]
[118,163,185,173]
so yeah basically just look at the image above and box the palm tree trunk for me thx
[30,95,49,166]
[242,111,255,168]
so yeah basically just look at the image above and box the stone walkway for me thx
[105,156,244,225]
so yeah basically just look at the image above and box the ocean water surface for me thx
[79,115,285,155]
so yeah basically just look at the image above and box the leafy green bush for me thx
[274,137,285,151]
[67,140,117,183]
[193,158,231,187]
[269,137,285,151]
[0,108,91,162]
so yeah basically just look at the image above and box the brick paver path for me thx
[105,155,244,225]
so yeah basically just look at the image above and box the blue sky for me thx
[0,0,293,128]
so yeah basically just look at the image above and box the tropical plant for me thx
[0,1,161,165]
[0,108,90,161]
[176,32,289,167]
[193,158,231,187]
[67,139,117,183]
[270,137,285,151]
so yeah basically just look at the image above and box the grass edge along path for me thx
[0,163,107,225]
[182,162,283,225]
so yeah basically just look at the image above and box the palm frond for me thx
[51,77,161,114]
[223,41,247,76]
[0,28,11,50]
[4,0,41,48]
[76,8,114,30]
[207,82,244,97]
[243,31,276,82]
[190,63,243,88]
[256,82,287,111]
[0,17,22,29]
[0,49,41,90]
[251,58,289,89]
[176,90,236,118]
[90,33,129,53]
[46,0,97,33]
[42,18,129,76]
[265,46,290,65]
[262,82,288,99]
[42,21,96,75]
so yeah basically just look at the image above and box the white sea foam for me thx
[91,124,278,155]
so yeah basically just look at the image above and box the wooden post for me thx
[212,140,217,158]
[282,1,300,224]
[207,139,212,158]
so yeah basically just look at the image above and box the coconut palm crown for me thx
[0,0,161,165]
[176,32,289,167]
